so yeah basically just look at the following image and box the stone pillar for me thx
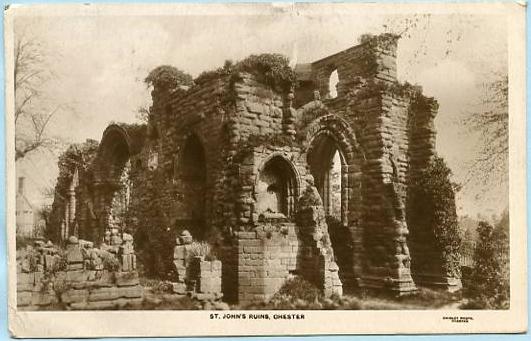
[339,35,416,294]
[68,168,79,233]
[64,202,70,240]
[406,95,462,291]
[282,91,297,139]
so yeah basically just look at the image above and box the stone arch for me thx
[308,133,345,221]
[255,153,300,219]
[176,132,208,239]
[305,114,365,289]
[92,124,134,243]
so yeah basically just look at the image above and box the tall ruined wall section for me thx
[300,35,446,292]
[127,79,230,275]
[45,34,460,302]
[215,70,342,303]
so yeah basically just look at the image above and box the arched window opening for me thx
[97,129,132,241]
[308,133,355,288]
[108,160,132,234]
[256,156,297,219]
[308,134,344,221]
[179,134,207,239]
[328,69,339,99]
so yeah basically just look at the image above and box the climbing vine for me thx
[407,156,462,278]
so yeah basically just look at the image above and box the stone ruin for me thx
[17,235,143,310]
[172,230,223,300]
[43,34,462,306]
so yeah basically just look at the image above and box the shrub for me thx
[235,54,296,92]
[275,276,322,302]
[101,253,120,271]
[145,65,193,91]
[49,251,67,274]
[187,241,213,261]
[463,219,509,309]
[151,280,174,294]
[194,54,297,93]
[407,156,462,279]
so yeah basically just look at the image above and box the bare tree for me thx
[464,74,508,186]
[378,16,508,188]
[135,106,150,123]
[14,32,65,161]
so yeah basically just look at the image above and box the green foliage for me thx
[151,280,174,294]
[194,54,296,93]
[235,54,296,92]
[245,277,363,310]
[49,251,67,274]
[358,33,376,44]
[194,60,234,85]
[463,218,509,309]
[101,253,120,271]
[187,241,215,261]
[407,156,462,278]
[144,65,193,91]
[275,276,322,302]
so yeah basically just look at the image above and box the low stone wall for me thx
[237,211,343,306]
[172,231,223,300]
[188,257,222,300]
[237,223,299,305]
[17,236,143,310]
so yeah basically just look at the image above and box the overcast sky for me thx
[13,4,508,218]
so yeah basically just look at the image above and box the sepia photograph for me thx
[6,2,526,337]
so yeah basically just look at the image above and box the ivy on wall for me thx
[407,156,462,278]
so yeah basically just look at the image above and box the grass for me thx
[243,277,462,310]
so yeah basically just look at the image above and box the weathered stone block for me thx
[115,271,139,287]
[67,270,87,283]
[88,287,120,302]
[117,285,143,298]
[61,289,89,304]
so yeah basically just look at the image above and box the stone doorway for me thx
[307,133,354,288]
[308,134,345,222]
[179,134,207,239]
[92,127,133,243]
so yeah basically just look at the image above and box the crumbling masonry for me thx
[49,35,461,305]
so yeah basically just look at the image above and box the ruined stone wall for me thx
[406,95,461,290]
[310,34,398,101]
[17,237,143,310]
[235,225,299,305]
[45,33,459,303]
[132,79,227,235]
[296,34,421,293]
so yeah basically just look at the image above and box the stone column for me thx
[68,168,79,236]
[341,35,417,294]
[282,91,297,139]
[406,94,462,292]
